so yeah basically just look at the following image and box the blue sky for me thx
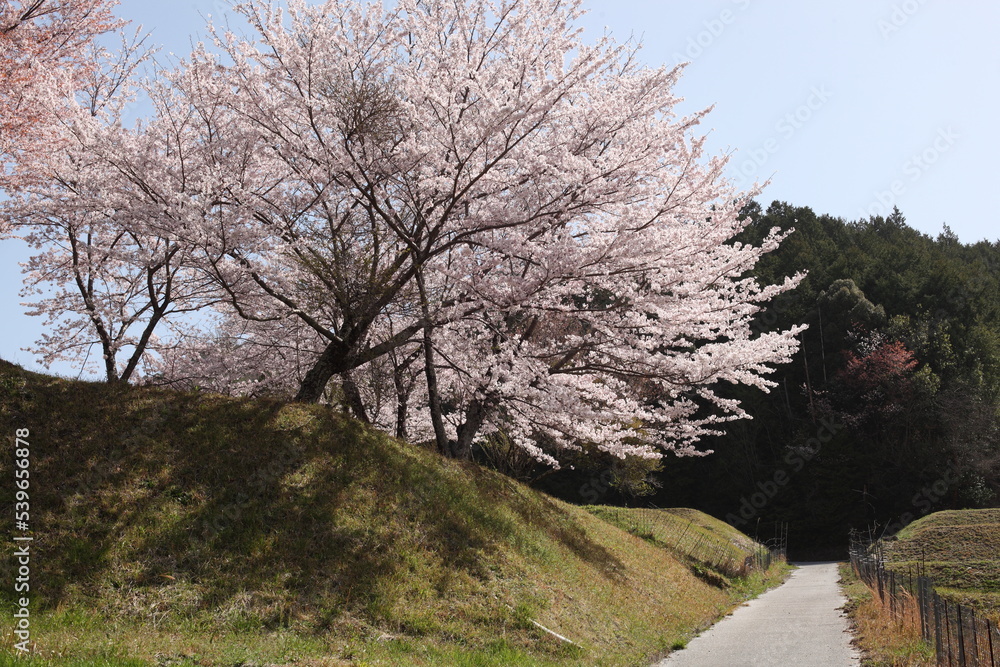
[2,0,997,375]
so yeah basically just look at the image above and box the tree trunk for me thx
[339,371,370,424]
[422,321,449,455]
[101,342,118,383]
[453,399,486,460]
[417,272,449,455]
[295,320,424,403]
[119,307,166,384]
[394,368,410,440]
[295,339,349,402]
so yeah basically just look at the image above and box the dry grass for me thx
[839,564,935,667]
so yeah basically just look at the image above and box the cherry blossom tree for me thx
[1,0,122,186]
[2,39,222,382]
[411,198,804,461]
[161,0,793,393]
[156,300,424,435]
[10,0,805,465]
[140,0,803,460]
[151,312,326,395]
[15,197,219,383]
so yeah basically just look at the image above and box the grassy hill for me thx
[585,507,765,582]
[884,509,1000,622]
[0,360,785,665]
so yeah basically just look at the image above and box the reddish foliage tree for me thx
[835,338,920,424]
[0,0,122,185]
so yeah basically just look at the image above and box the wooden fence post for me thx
[987,616,995,667]
[986,618,1000,667]
[957,604,965,667]
[934,591,943,667]
[945,598,953,667]
[968,607,977,666]
[919,577,929,642]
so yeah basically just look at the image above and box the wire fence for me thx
[597,507,788,578]
[850,530,1000,666]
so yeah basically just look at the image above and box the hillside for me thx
[884,509,1000,622]
[0,360,783,665]
[585,507,766,581]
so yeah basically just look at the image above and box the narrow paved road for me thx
[657,562,860,667]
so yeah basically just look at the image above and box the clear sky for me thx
[2,0,998,375]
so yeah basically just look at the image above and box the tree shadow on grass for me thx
[0,362,626,628]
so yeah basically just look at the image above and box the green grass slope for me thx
[0,360,780,666]
[585,507,762,581]
[885,509,1000,622]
